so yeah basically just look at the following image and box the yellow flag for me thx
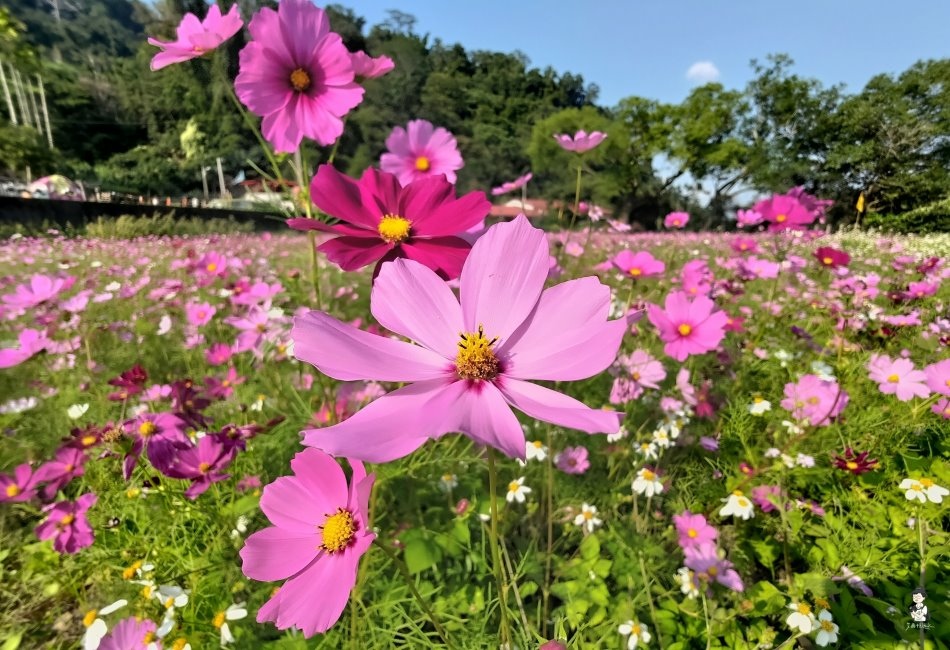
[856,192,865,213]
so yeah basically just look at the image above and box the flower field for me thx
[1,224,948,649]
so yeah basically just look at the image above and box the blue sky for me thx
[350,0,950,106]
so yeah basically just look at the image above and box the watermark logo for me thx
[907,587,933,630]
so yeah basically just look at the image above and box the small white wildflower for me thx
[632,468,663,497]
[506,477,531,504]
[814,609,838,646]
[674,567,699,599]
[634,441,659,460]
[573,503,602,533]
[618,620,651,649]
[748,396,772,415]
[786,601,817,634]
[524,439,548,462]
[607,425,628,443]
[438,473,458,492]
[719,490,755,520]
[900,478,949,504]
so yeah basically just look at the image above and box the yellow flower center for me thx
[807,396,820,405]
[820,620,835,632]
[846,461,858,470]
[139,421,156,437]
[631,371,641,380]
[377,214,412,244]
[143,631,156,644]
[815,597,830,609]
[673,219,681,227]
[123,560,143,580]
[320,508,356,554]
[737,498,750,508]
[732,490,744,497]
[708,565,719,576]
[776,214,787,223]
[455,326,500,381]
[289,67,311,92]
[677,323,692,336]
[206,262,217,272]
[641,469,656,480]
[532,440,543,448]
[920,478,934,488]
[415,156,431,171]
[59,514,75,527]
[822,257,833,265]
[81,434,97,446]
[753,396,764,403]
[508,481,520,492]
[442,473,454,482]
[82,609,98,627]
[583,511,593,520]
[887,374,899,383]
[740,243,748,250]
[142,585,153,599]
[5,484,19,497]
[164,597,175,609]
[798,603,811,615]
[213,611,226,629]
[945,379,950,387]
[629,267,642,276]
[632,624,641,635]
[172,639,189,650]
[687,528,697,538]
[198,462,212,474]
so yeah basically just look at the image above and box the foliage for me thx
[864,197,950,233]
[82,213,255,238]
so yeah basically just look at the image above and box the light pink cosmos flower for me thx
[609,349,665,404]
[147,4,243,71]
[241,449,375,637]
[235,0,364,152]
[924,359,950,397]
[647,291,728,362]
[380,119,464,185]
[185,301,216,327]
[349,50,395,79]
[609,250,665,278]
[673,512,717,549]
[35,493,97,554]
[780,375,848,426]
[736,209,763,227]
[553,130,607,153]
[664,211,689,229]
[491,172,533,196]
[555,446,590,475]
[866,354,930,401]
[1,274,74,310]
[0,328,50,368]
[98,616,158,650]
[292,216,625,462]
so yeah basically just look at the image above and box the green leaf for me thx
[400,531,443,575]
[579,534,600,561]
[2,633,22,650]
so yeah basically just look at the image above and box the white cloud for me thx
[686,61,720,85]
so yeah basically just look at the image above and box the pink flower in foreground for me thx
[35,447,87,500]
[0,328,50,369]
[1,274,74,310]
[664,211,689,229]
[780,375,848,426]
[235,0,363,152]
[147,4,242,70]
[753,194,816,231]
[349,50,395,79]
[98,616,158,650]
[647,291,728,362]
[0,463,41,502]
[241,449,375,636]
[867,354,930,401]
[673,512,717,549]
[491,172,533,196]
[556,446,590,474]
[609,250,665,278]
[292,216,625,462]
[924,359,950,397]
[683,542,744,592]
[553,130,607,153]
[380,119,464,185]
[35,493,97,554]
[288,165,489,280]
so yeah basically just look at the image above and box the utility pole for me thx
[0,60,17,125]
[37,75,54,148]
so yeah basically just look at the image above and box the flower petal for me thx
[317,235,390,271]
[271,549,360,636]
[423,380,526,459]
[400,237,470,281]
[499,378,622,435]
[240,527,319,582]
[310,164,378,229]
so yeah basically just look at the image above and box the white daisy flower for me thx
[719,490,755,520]
[573,503,603,533]
[81,599,127,650]
[618,619,651,648]
[632,468,663,497]
[786,601,817,634]
[634,441,659,461]
[901,478,949,504]
[814,609,838,646]
[651,429,672,449]
[214,602,248,646]
[607,425,629,443]
[438,473,458,492]
[674,567,699,599]
[748,396,771,415]
[524,439,548,462]
[506,477,532,504]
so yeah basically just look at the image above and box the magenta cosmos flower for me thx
[241,448,375,636]
[684,542,744,592]
[292,216,625,462]
[349,50,395,79]
[98,616,158,650]
[0,328,50,368]
[664,211,690,229]
[753,193,816,231]
[673,512,718,549]
[814,246,850,269]
[380,119,464,185]
[2,273,74,310]
[867,354,930,401]
[235,0,363,152]
[647,291,728,362]
[35,493,97,554]
[148,3,242,71]
[610,250,665,278]
[553,130,607,153]
[288,164,489,280]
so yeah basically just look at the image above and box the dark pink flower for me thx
[0,463,41,502]
[288,165,489,280]
[814,246,850,269]
[148,4,242,70]
[122,412,190,479]
[241,449,375,636]
[556,446,590,475]
[35,493,97,554]
[205,342,233,366]
[380,119,464,185]
[647,291,728,362]
[235,0,364,152]
[553,130,607,153]
[35,447,87,499]
[753,194,816,231]
[164,435,235,499]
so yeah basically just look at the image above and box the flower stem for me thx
[487,448,512,646]
[701,591,712,650]
[372,538,455,649]
[637,552,663,649]
[541,426,555,637]
[556,163,584,267]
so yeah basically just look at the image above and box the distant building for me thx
[489,198,549,219]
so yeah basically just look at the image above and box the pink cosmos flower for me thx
[750,485,786,513]
[185,301,216,327]
[933,398,950,419]
[738,256,780,280]
[555,446,590,475]
[867,354,930,401]
[553,130,607,153]
[683,542,744,592]
[235,0,364,152]
[609,349,666,404]
[680,260,712,296]
[905,281,938,300]
[148,4,242,71]
[753,194,816,231]
[647,291,728,362]
[924,359,950,397]
[673,512,718,549]
[164,435,235,499]
[780,375,848,426]
[0,463,40,502]
[491,172,533,196]
[664,211,689,229]
[292,216,625,462]
[0,328,50,368]
[736,209,763,227]
[205,342,234,366]
[122,412,190,479]
[349,50,395,79]
[98,616,158,650]
[731,236,758,254]
[609,250,665,278]
[814,246,850,269]
[35,447,87,500]
[241,449,375,636]
[35,492,97,554]
[288,165,489,280]
[380,119,464,185]
[1,274,74,310]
